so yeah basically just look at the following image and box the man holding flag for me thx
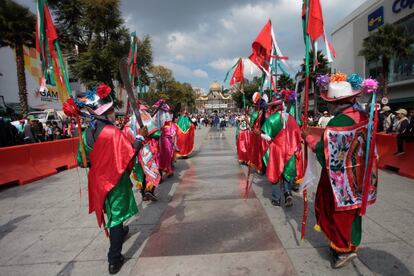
[302,73,379,268]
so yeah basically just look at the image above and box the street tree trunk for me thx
[15,43,29,117]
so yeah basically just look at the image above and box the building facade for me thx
[195,81,236,113]
[331,0,414,107]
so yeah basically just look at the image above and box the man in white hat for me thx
[380,105,396,133]
[302,74,378,269]
[317,111,333,128]
[394,108,410,155]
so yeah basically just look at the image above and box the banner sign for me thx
[368,6,384,31]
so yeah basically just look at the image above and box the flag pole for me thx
[301,0,311,240]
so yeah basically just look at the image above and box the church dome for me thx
[209,81,221,92]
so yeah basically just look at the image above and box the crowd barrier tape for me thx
[308,127,414,179]
[0,138,79,186]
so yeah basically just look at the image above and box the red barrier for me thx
[0,138,79,186]
[376,134,414,179]
[308,127,414,179]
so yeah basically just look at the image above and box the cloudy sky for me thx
[2,0,367,101]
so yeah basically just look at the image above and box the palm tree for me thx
[359,23,413,96]
[278,74,294,90]
[0,0,35,117]
[300,50,330,114]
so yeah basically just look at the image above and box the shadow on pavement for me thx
[358,247,411,275]
[0,215,30,240]
[121,155,191,260]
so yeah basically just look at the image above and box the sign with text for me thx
[368,6,384,31]
[392,0,414,13]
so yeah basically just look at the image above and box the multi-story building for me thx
[331,0,414,108]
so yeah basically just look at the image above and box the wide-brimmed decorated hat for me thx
[62,83,113,117]
[317,73,364,102]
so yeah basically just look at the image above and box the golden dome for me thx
[209,81,221,92]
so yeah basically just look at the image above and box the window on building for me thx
[389,13,414,83]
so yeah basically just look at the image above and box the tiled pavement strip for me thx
[0,127,413,275]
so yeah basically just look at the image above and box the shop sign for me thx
[368,6,384,31]
[392,0,414,13]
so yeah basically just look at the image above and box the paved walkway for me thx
[0,127,413,276]
[131,129,295,275]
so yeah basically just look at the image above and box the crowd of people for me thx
[0,117,80,147]
[378,106,414,155]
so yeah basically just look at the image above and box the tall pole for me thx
[301,0,311,241]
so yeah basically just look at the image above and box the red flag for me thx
[44,5,58,42]
[249,20,273,71]
[230,58,244,85]
[307,0,324,41]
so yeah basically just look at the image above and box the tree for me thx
[49,0,154,90]
[278,74,294,90]
[145,65,197,112]
[300,50,330,83]
[300,50,330,114]
[0,0,35,117]
[232,77,261,109]
[47,0,84,51]
[136,35,153,87]
[149,65,174,92]
[359,23,413,96]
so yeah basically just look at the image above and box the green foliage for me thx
[232,77,261,109]
[360,23,413,65]
[47,0,84,50]
[359,23,413,95]
[278,74,294,90]
[135,35,153,86]
[0,0,35,48]
[49,0,153,89]
[144,65,196,112]
[300,50,330,83]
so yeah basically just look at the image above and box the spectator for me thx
[317,111,332,128]
[380,106,396,133]
[32,120,44,142]
[45,122,54,141]
[23,118,36,143]
[68,119,78,137]
[395,108,411,155]
[53,122,63,140]
[191,116,198,128]
[0,117,18,147]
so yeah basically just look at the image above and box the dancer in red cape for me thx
[176,111,195,158]
[64,84,147,274]
[302,73,378,268]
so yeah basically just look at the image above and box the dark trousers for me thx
[108,223,126,264]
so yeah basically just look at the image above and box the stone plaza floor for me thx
[0,127,413,275]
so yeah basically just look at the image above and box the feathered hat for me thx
[62,83,113,117]
[316,73,378,102]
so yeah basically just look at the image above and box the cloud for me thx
[208,58,239,71]
[193,69,209,78]
[6,0,367,95]
[155,61,208,80]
